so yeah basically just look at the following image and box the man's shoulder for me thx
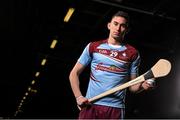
[124,44,139,59]
[88,39,107,54]
[124,44,140,61]
[89,39,107,48]
[125,44,138,52]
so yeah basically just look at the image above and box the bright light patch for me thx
[50,39,58,49]
[64,8,75,22]
[41,59,47,66]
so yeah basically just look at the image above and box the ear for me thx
[107,23,111,30]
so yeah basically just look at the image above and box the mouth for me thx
[113,32,121,36]
[114,31,121,34]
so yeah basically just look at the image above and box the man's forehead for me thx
[111,16,127,23]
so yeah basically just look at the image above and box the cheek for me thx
[121,27,126,31]
[109,25,116,30]
[121,28,127,33]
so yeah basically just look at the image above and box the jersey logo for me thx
[95,63,126,73]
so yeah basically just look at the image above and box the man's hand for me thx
[141,79,156,90]
[76,96,91,110]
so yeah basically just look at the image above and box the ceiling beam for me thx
[92,0,176,21]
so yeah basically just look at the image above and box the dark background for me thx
[1,0,180,119]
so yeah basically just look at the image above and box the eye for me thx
[113,22,118,26]
[121,24,128,28]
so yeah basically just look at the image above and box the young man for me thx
[69,11,155,119]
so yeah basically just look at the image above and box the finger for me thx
[78,101,91,109]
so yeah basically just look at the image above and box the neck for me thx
[108,37,123,45]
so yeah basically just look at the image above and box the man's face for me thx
[108,16,128,40]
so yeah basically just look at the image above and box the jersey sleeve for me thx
[129,52,141,76]
[77,43,92,66]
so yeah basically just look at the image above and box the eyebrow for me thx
[113,21,127,25]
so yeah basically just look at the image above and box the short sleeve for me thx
[77,43,92,66]
[129,52,141,76]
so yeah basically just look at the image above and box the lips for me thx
[114,31,120,34]
[113,32,121,36]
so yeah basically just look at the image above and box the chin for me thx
[115,37,124,43]
[113,34,121,38]
[113,36,121,40]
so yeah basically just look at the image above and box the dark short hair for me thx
[111,11,129,26]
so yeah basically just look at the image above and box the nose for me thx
[116,25,122,32]
[117,24,126,33]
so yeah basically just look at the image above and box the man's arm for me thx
[129,74,155,93]
[69,62,85,98]
[69,62,89,109]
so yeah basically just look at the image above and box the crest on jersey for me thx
[122,52,126,57]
